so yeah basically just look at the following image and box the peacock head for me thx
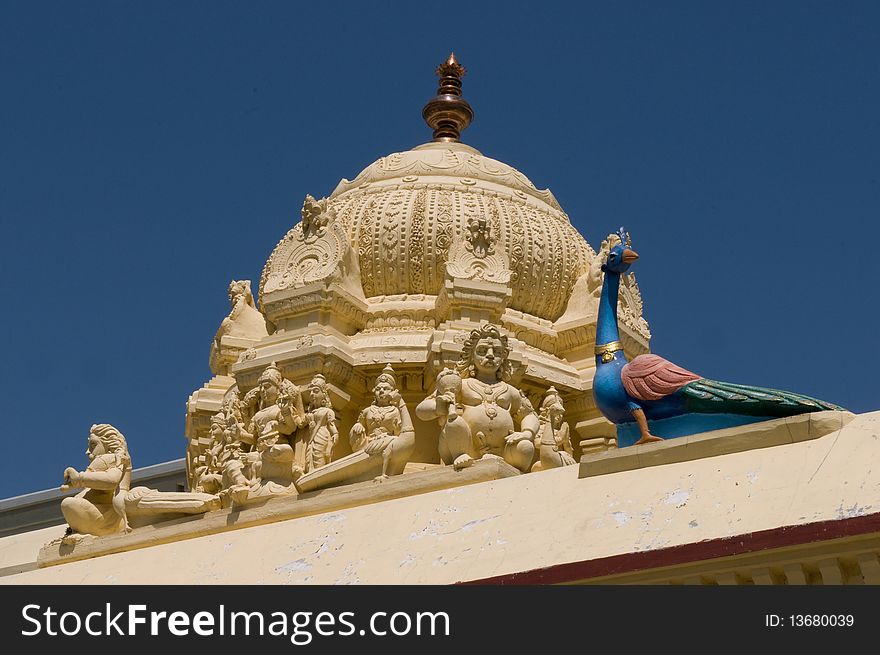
[601,226,639,274]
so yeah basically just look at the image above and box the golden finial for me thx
[422,52,474,142]
[436,52,466,78]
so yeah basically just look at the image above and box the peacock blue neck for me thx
[596,270,621,352]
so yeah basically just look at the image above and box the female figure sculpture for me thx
[349,364,415,480]
[303,374,339,473]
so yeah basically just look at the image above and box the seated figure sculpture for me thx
[193,401,253,506]
[60,424,132,539]
[349,364,416,480]
[294,366,413,493]
[228,362,308,500]
[417,323,538,473]
[534,387,576,470]
[60,424,220,540]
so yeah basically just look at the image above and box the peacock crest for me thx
[619,272,651,340]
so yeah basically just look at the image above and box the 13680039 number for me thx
[790,615,854,627]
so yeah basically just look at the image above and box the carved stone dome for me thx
[318,141,595,322]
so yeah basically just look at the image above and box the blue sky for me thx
[1,1,877,499]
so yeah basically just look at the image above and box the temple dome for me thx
[318,140,596,322]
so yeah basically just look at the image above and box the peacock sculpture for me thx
[592,227,844,448]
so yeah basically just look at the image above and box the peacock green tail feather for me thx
[680,379,845,417]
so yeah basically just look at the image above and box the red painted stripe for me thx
[459,511,880,585]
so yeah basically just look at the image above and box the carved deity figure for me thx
[238,362,305,453]
[193,402,252,505]
[300,194,334,241]
[60,424,132,539]
[535,387,576,470]
[216,362,309,501]
[58,424,221,540]
[465,215,494,258]
[302,374,339,473]
[417,323,538,472]
[349,364,416,480]
[189,412,225,493]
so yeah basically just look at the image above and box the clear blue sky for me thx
[1,2,877,499]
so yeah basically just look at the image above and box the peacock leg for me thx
[631,408,664,445]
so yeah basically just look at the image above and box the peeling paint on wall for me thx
[460,515,501,532]
[276,559,312,573]
[663,490,690,507]
[836,503,873,519]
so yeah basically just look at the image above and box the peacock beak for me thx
[622,248,639,264]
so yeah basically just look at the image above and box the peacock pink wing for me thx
[621,354,702,401]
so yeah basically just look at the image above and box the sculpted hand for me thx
[61,467,81,490]
[505,431,531,445]
[350,423,367,452]
[364,434,394,455]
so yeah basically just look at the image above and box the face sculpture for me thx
[260,379,280,406]
[309,386,323,407]
[86,432,106,461]
[472,337,506,381]
[210,418,224,443]
[373,380,395,407]
[540,388,566,430]
[549,402,564,428]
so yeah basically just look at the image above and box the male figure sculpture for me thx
[417,323,538,472]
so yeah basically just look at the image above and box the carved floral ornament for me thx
[259,192,362,306]
[330,147,563,212]
[326,184,594,320]
[300,194,335,241]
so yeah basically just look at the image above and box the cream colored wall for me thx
[3,411,878,585]
[0,525,65,576]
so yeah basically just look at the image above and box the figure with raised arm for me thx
[417,323,538,472]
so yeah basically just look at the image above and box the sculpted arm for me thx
[326,411,339,451]
[62,459,123,491]
[349,409,368,451]
[398,393,415,435]
[505,390,540,444]
[235,390,259,444]
[80,467,124,490]
[415,390,442,422]
[557,422,572,451]
[519,409,540,441]
[228,417,254,446]
[278,383,306,433]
